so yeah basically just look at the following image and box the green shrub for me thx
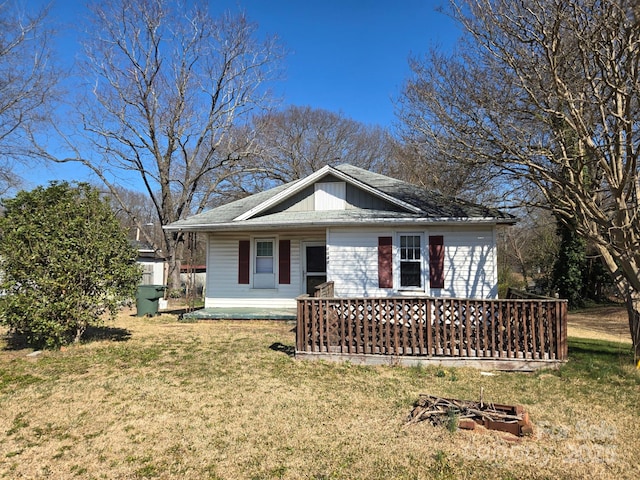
[0,182,141,348]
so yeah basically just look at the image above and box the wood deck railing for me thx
[296,296,568,367]
[313,281,335,298]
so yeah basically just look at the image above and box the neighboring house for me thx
[164,164,516,309]
[134,241,165,285]
[180,264,206,297]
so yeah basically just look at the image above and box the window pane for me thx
[256,256,273,273]
[306,245,326,273]
[400,262,421,287]
[400,235,421,263]
[256,241,273,257]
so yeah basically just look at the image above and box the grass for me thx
[0,309,639,479]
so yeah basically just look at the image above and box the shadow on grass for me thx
[569,336,633,357]
[83,325,132,343]
[269,342,295,357]
[2,332,30,351]
[2,326,132,352]
[130,306,202,318]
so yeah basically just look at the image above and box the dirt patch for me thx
[567,305,631,343]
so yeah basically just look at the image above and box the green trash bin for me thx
[136,285,167,316]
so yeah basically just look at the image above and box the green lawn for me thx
[1,311,638,479]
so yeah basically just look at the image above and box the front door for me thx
[303,243,326,295]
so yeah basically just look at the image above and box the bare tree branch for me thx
[0,1,59,194]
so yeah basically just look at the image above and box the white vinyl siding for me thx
[205,226,498,308]
[327,228,391,297]
[314,182,346,210]
[328,226,498,299]
[432,227,497,299]
[205,232,308,308]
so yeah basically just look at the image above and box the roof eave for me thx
[164,216,515,232]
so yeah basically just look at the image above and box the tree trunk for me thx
[625,290,640,362]
[74,323,87,344]
[163,231,183,294]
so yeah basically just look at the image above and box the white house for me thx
[164,164,516,310]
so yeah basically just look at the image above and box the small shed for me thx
[134,241,164,286]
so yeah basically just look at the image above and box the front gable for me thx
[259,174,406,216]
[234,165,421,221]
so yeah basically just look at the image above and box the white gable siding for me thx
[314,182,346,210]
[206,233,303,308]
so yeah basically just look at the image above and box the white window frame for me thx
[396,232,425,291]
[301,240,327,296]
[252,237,277,289]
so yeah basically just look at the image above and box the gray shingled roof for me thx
[334,164,512,220]
[165,164,515,231]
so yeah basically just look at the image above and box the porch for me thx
[181,307,297,321]
[296,288,568,371]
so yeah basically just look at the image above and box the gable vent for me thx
[314,182,346,210]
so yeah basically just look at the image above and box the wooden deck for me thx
[296,295,568,371]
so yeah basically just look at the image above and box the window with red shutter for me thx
[378,236,393,288]
[238,240,250,284]
[429,235,444,289]
[279,239,291,284]
[399,234,422,288]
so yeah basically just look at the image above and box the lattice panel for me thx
[299,297,566,360]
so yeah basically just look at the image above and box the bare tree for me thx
[105,185,158,240]
[398,0,640,357]
[37,0,283,289]
[249,105,395,183]
[394,112,504,204]
[385,139,499,203]
[0,1,58,194]
[497,208,559,292]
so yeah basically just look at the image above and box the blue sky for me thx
[19,0,460,187]
[224,0,460,126]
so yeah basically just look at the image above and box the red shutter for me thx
[279,239,291,284]
[378,236,393,288]
[429,236,444,289]
[238,240,250,284]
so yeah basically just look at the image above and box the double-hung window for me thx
[253,239,275,288]
[255,240,274,274]
[399,234,422,288]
